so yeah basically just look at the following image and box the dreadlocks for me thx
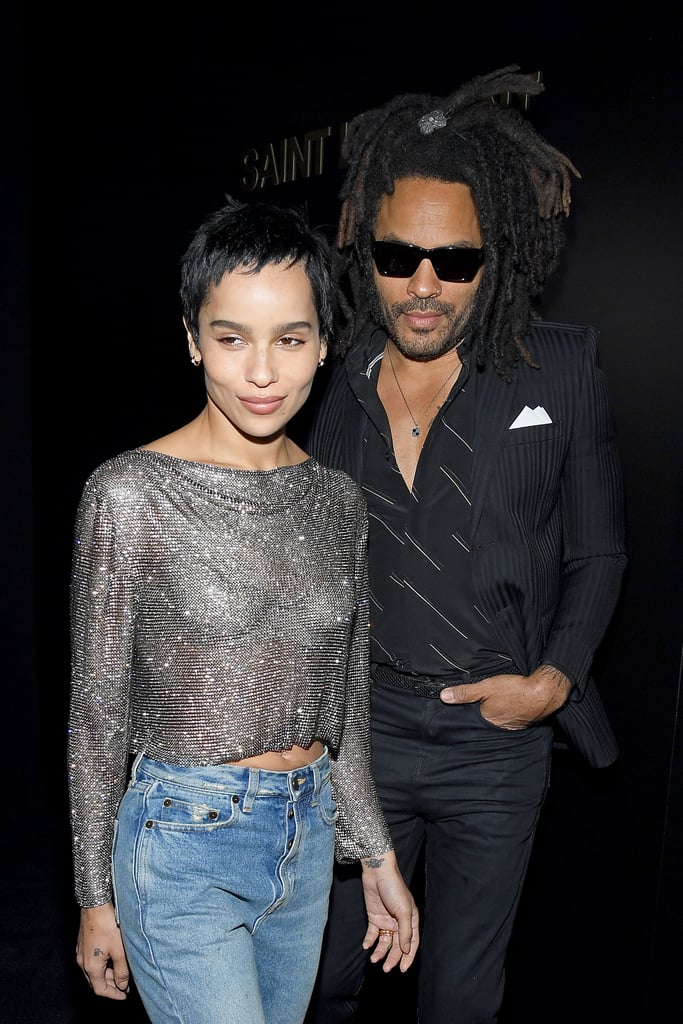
[334,65,580,377]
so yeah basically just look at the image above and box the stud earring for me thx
[318,358,326,368]
[190,354,201,367]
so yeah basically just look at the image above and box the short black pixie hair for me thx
[180,196,334,345]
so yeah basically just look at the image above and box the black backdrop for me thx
[5,6,683,1022]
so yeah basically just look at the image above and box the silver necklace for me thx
[386,343,462,437]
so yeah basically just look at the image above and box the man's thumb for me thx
[439,684,475,705]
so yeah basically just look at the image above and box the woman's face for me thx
[187,261,327,441]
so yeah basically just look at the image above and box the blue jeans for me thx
[112,751,336,1024]
[306,678,553,1024]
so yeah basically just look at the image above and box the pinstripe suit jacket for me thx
[303,320,627,768]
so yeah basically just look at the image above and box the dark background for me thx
[4,5,682,1022]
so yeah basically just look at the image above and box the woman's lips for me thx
[239,396,286,415]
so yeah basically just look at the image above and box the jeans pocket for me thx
[316,775,338,826]
[474,701,532,735]
[144,789,240,832]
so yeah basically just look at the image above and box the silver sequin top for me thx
[68,448,392,907]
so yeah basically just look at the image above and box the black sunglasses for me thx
[371,240,485,283]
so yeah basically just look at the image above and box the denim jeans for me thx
[112,750,336,1024]
[306,678,553,1024]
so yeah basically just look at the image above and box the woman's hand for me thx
[76,902,130,999]
[360,851,419,972]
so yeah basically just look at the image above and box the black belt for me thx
[373,665,467,698]
[372,664,513,699]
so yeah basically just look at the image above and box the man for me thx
[302,66,627,1023]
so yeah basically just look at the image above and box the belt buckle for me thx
[413,676,443,698]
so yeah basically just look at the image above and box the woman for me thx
[68,197,419,1024]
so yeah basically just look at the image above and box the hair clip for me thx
[418,109,449,135]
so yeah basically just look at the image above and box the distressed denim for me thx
[113,750,336,1024]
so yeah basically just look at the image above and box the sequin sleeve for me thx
[328,491,394,862]
[68,469,136,907]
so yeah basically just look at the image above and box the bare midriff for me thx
[225,741,325,772]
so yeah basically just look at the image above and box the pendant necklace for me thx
[386,342,463,437]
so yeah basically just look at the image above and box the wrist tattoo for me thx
[362,856,385,869]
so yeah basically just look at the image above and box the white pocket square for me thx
[509,405,552,429]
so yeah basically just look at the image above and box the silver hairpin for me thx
[418,109,448,135]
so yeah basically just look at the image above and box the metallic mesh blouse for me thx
[68,448,392,908]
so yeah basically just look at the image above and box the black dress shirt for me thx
[346,330,513,678]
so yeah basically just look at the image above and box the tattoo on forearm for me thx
[541,664,569,689]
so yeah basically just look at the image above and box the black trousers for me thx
[306,675,553,1024]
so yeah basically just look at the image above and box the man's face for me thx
[369,177,485,361]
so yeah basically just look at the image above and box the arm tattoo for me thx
[362,856,385,869]
[541,663,569,689]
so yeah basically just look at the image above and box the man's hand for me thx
[76,902,130,1000]
[360,851,419,973]
[439,664,571,730]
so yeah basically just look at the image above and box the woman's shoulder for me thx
[309,458,365,507]
[80,448,155,501]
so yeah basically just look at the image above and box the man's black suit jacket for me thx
[302,320,628,768]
